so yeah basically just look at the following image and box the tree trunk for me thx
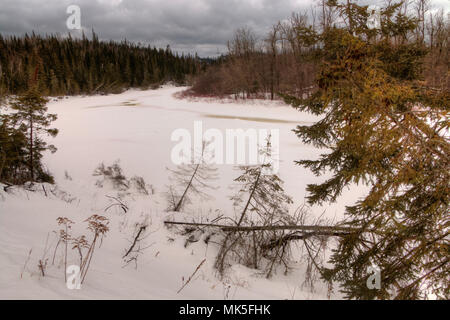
[29,116,34,181]
[164,220,356,234]
[174,163,200,212]
[237,169,261,226]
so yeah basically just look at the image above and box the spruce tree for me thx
[166,141,219,212]
[10,86,58,182]
[0,114,28,183]
[284,0,449,299]
[230,139,293,227]
[215,138,293,275]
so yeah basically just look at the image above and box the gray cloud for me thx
[0,0,448,57]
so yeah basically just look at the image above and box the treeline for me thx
[189,17,318,99]
[0,32,202,96]
[189,0,449,99]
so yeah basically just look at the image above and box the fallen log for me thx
[163,220,356,234]
[164,220,358,252]
[262,231,350,250]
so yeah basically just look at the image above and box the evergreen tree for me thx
[230,140,292,227]
[10,86,58,182]
[284,0,449,299]
[215,139,293,275]
[166,141,218,212]
[0,114,29,184]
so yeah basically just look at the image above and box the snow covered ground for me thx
[0,86,368,299]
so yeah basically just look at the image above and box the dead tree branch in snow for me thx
[122,216,157,269]
[104,195,129,214]
[20,248,33,279]
[177,259,206,294]
[123,224,147,259]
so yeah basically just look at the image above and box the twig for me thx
[105,195,128,213]
[20,249,32,279]
[177,259,206,294]
[123,225,147,259]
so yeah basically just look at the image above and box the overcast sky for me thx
[0,0,448,57]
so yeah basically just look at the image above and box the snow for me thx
[0,86,368,299]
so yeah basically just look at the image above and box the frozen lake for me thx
[45,86,366,220]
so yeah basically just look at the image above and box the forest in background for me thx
[0,32,203,96]
[189,0,449,100]
[0,31,205,185]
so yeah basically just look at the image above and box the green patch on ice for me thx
[204,114,299,124]
[122,100,140,106]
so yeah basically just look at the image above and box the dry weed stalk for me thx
[177,259,206,294]
[56,217,74,282]
[80,215,109,283]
